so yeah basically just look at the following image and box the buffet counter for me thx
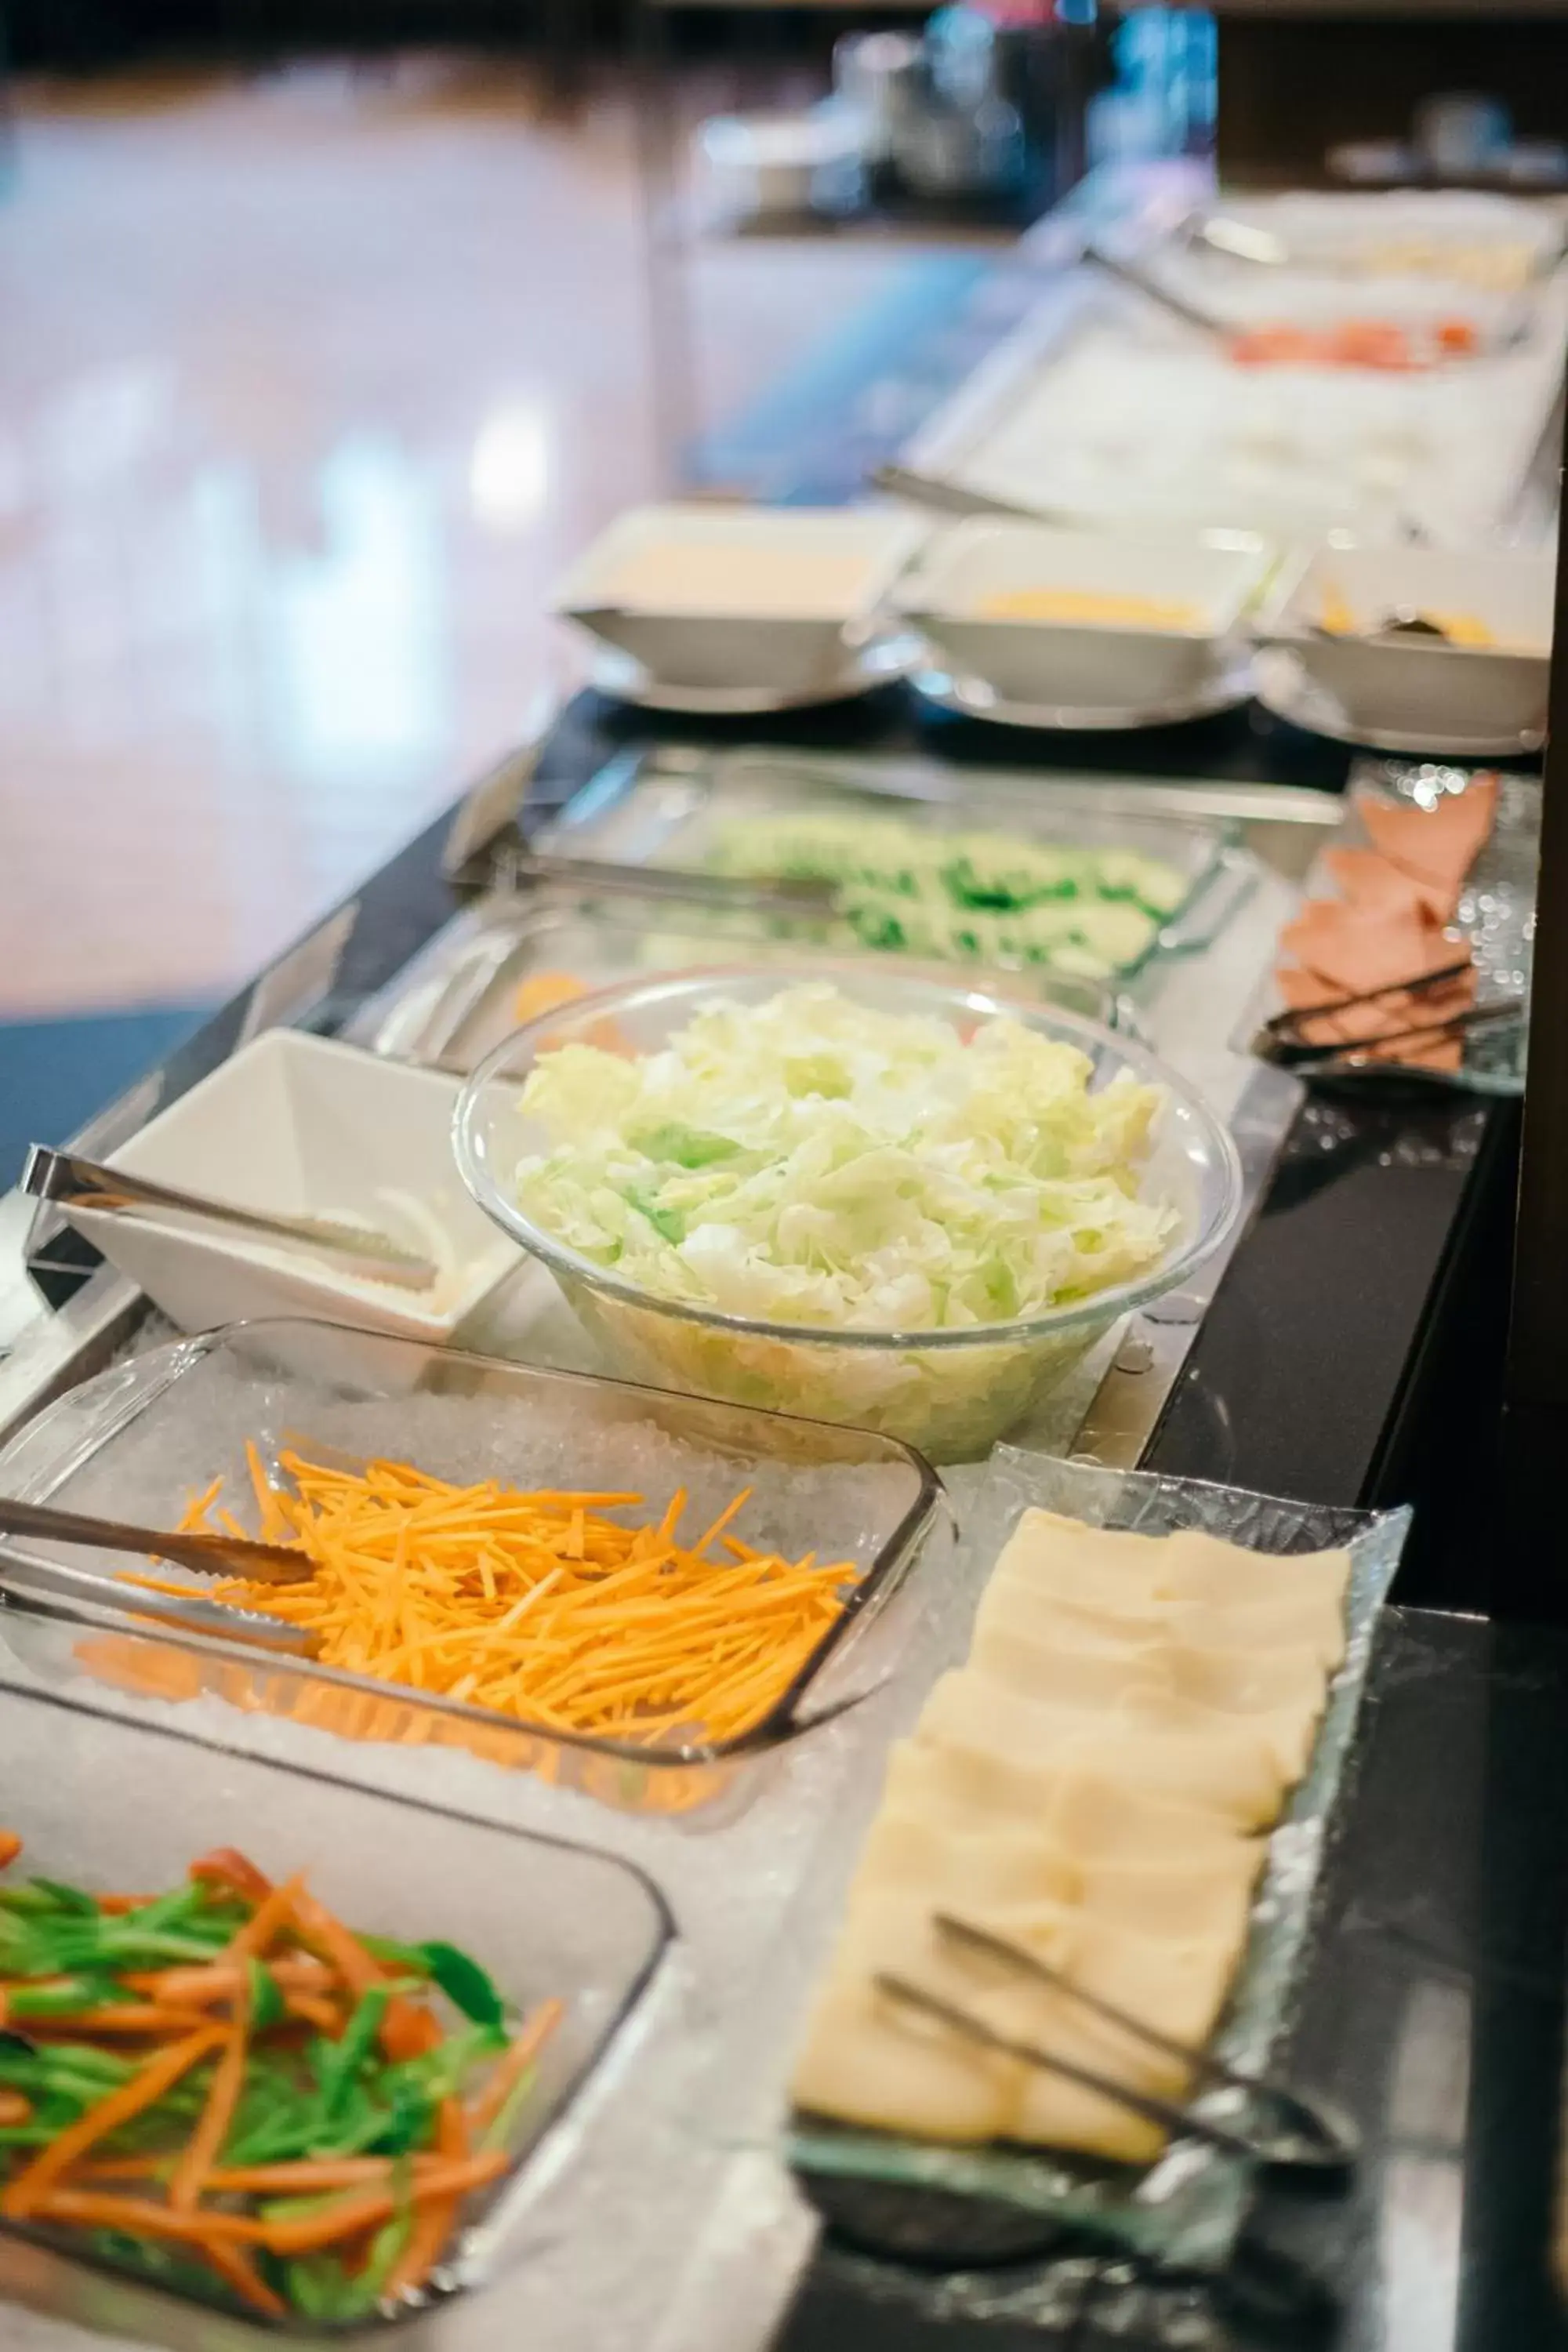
[0,168,1557,2352]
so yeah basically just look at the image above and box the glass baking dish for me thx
[364,899,1122,1080]
[531,747,1250,989]
[0,1320,942,1823]
[0,1668,672,2340]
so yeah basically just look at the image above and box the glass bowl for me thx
[453,966,1243,1461]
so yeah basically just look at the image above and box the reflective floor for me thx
[0,59,918,1018]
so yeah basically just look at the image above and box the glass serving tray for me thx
[1245,757,1537,1097]
[0,1671,672,2343]
[357,898,1123,1080]
[0,1319,942,1823]
[785,1448,1408,2274]
[528,746,1254,989]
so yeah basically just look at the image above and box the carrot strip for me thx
[1,2028,223,2219]
[168,1983,250,2209]
[385,2096,466,2299]
[224,1871,303,1962]
[256,2152,506,2255]
[29,2156,507,2255]
[30,2189,260,2245]
[467,1998,565,2139]
[0,2092,31,2126]
[188,1849,272,1905]
[201,2239,289,2321]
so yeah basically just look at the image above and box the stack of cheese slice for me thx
[792,1508,1352,2162]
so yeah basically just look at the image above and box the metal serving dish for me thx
[0,1319,942,1823]
[0,1671,672,2343]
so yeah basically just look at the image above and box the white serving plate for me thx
[555,503,927,696]
[60,1029,521,1341]
[1260,542,1553,744]
[902,520,1272,711]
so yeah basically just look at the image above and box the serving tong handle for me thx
[500,847,838,920]
[1253,957,1483,1071]
[0,1499,316,1658]
[24,1148,437,1291]
[876,1913,1357,2174]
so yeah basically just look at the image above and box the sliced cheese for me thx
[861,1802,1262,1949]
[977,1570,1347,1674]
[881,1739,1247,1864]
[917,1670,1288,1829]
[793,1975,1019,2143]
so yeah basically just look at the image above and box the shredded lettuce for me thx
[514,984,1177,1338]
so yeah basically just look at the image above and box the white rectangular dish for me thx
[1261,542,1554,743]
[901,521,1273,711]
[553,504,926,695]
[55,1029,521,1343]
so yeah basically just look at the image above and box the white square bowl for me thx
[1262,542,1554,742]
[553,503,927,694]
[902,521,1274,710]
[59,1030,522,1341]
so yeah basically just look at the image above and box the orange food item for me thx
[1322,846,1454,924]
[1279,902,1461,999]
[148,1454,859,1749]
[0,1833,20,1871]
[1356,777,1498,891]
[512,971,591,1025]
[1272,780,1501,1074]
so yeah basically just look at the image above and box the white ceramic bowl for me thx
[59,1030,521,1341]
[1262,542,1554,742]
[902,521,1274,711]
[553,503,926,695]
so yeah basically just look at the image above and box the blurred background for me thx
[0,0,1563,1158]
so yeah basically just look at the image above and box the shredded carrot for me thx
[189,1849,271,1906]
[0,2028,224,2220]
[466,1996,565,2140]
[0,1832,20,1871]
[0,2092,30,2127]
[174,1450,860,1748]
[252,2152,506,2254]
[385,2096,467,2299]
[200,2239,288,2320]
[168,1987,249,2210]
[29,2158,506,2256]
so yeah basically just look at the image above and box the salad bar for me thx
[0,174,1560,2352]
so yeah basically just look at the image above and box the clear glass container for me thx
[0,1320,942,1823]
[455,965,1243,1461]
[0,1666,673,2338]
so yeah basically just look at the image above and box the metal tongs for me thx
[24,1148,439,1290]
[876,1912,1357,2173]
[1251,958,1521,1079]
[0,1496,316,1657]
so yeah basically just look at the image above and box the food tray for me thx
[1244,760,1537,1096]
[348,747,1263,1076]
[0,1318,942,1820]
[0,1671,672,2344]
[354,896,1123,1080]
[785,1448,1409,2274]
[902,262,1568,546]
